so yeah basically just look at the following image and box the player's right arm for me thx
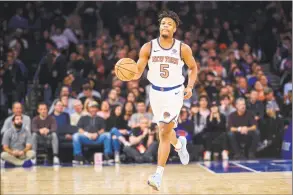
[133,42,151,80]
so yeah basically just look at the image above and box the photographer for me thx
[123,118,158,163]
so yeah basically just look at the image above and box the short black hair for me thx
[199,95,209,102]
[220,95,230,101]
[12,115,22,122]
[38,102,47,108]
[82,83,92,91]
[136,100,145,105]
[158,10,181,27]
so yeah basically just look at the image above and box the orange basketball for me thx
[115,58,138,81]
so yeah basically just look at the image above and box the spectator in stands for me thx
[32,103,60,164]
[123,118,158,163]
[192,98,209,147]
[176,107,194,141]
[189,103,199,120]
[223,51,239,75]
[106,105,129,131]
[240,54,254,75]
[235,77,249,99]
[1,102,31,135]
[283,79,292,105]
[51,27,69,50]
[77,83,101,105]
[70,100,83,126]
[226,84,236,103]
[106,105,131,163]
[72,101,114,163]
[1,115,35,167]
[51,100,70,129]
[254,81,266,102]
[219,87,229,98]
[264,88,280,113]
[204,101,228,161]
[106,89,124,109]
[199,95,210,118]
[123,101,136,119]
[97,101,111,120]
[48,46,67,97]
[247,90,265,122]
[81,98,93,116]
[204,71,218,101]
[60,95,75,115]
[219,95,236,127]
[228,98,259,159]
[259,103,284,156]
[2,50,28,108]
[247,63,261,87]
[126,92,136,103]
[259,75,269,89]
[113,86,126,105]
[8,8,28,29]
[282,90,292,119]
[128,101,152,129]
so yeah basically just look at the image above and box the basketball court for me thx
[1,159,291,194]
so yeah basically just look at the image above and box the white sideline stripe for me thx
[231,162,260,173]
[197,163,216,174]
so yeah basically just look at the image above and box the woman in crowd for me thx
[106,105,131,163]
[97,100,110,119]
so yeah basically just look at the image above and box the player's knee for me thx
[159,123,173,138]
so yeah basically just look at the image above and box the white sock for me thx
[174,139,182,150]
[156,166,164,176]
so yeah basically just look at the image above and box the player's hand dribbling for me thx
[183,86,193,100]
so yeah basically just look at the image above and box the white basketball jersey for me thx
[147,38,185,87]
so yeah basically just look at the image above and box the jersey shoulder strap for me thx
[150,38,160,53]
[175,39,184,61]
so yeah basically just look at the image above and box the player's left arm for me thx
[181,43,198,100]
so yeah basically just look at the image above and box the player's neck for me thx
[159,36,174,49]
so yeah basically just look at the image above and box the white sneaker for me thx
[177,136,189,165]
[147,173,162,191]
[204,151,211,161]
[53,156,60,165]
[31,158,37,165]
[221,150,229,160]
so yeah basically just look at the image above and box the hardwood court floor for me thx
[1,163,291,194]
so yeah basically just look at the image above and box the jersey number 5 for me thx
[160,64,169,78]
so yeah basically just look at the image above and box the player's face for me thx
[160,17,176,38]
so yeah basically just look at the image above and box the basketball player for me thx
[131,10,198,190]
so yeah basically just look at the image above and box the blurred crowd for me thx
[0,2,292,166]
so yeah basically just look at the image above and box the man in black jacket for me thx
[247,90,265,123]
[228,98,260,159]
[204,101,228,161]
[259,103,284,156]
[72,101,114,163]
[38,42,67,98]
